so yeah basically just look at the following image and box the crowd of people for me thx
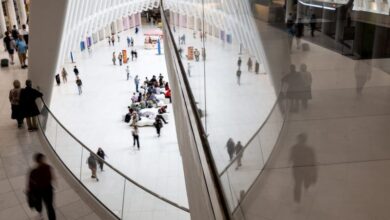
[3,24,29,68]
[9,79,43,131]
[124,73,172,149]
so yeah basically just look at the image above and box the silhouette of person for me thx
[226,138,235,160]
[299,64,312,109]
[290,133,317,202]
[354,61,372,96]
[282,64,306,112]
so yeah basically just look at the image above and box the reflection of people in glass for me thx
[235,141,244,169]
[354,61,372,96]
[290,133,317,202]
[299,64,312,109]
[295,18,304,49]
[310,14,316,37]
[282,65,305,112]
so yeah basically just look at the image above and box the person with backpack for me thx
[11,25,19,40]
[3,31,16,65]
[153,116,163,137]
[27,153,56,220]
[87,152,99,181]
[19,80,43,131]
[96,148,107,171]
[76,76,82,95]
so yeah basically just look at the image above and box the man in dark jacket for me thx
[28,153,56,220]
[19,80,43,131]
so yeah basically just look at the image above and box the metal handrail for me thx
[160,3,231,219]
[38,98,190,213]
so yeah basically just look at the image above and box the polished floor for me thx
[232,23,390,220]
[48,24,189,217]
[0,48,100,219]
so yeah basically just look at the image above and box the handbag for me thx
[26,190,38,209]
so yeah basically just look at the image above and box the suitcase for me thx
[1,59,9,67]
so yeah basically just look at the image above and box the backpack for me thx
[124,114,131,123]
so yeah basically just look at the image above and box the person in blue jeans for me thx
[15,35,28,68]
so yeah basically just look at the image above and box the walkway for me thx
[0,47,100,219]
[235,23,390,220]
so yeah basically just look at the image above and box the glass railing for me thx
[37,98,190,220]
[160,0,287,217]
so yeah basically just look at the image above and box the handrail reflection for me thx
[38,98,190,213]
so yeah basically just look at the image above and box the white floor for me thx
[49,24,189,215]
[172,27,277,171]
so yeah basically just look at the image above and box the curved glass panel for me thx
[38,101,189,219]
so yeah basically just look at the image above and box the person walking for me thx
[9,80,24,128]
[19,80,43,131]
[27,153,56,220]
[76,76,83,95]
[61,68,68,83]
[126,65,130,80]
[187,62,191,77]
[111,35,115,46]
[15,35,28,68]
[11,25,19,39]
[127,36,131,47]
[73,66,79,77]
[131,37,134,47]
[112,52,116,65]
[87,152,99,181]
[107,36,111,46]
[21,24,29,46]
[236,68,242,85]
[96,148,106,171]
[134,75,140,92]
[55,74,61,86]
[132,125,140,150]
[226,138,235,161]
[310,14,316,37]
[235,141,244,169]
[247,57,253,72]
[118,52,123,66]
[153,116,163,137]
[255,61,260,74]
[3,31,16,65]
[237,57,242,69]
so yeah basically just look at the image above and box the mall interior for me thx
[1,0,390,219]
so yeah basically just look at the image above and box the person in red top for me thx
[27,153,56,220]
[165,88,171,103]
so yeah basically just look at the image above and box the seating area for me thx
[125,74,172,128]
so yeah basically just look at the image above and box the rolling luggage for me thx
[1,59,9,67]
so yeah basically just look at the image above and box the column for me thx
[0,4,7,35]
[28,0,68,105]
[7,0,18,29]
[16,0,27,25]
